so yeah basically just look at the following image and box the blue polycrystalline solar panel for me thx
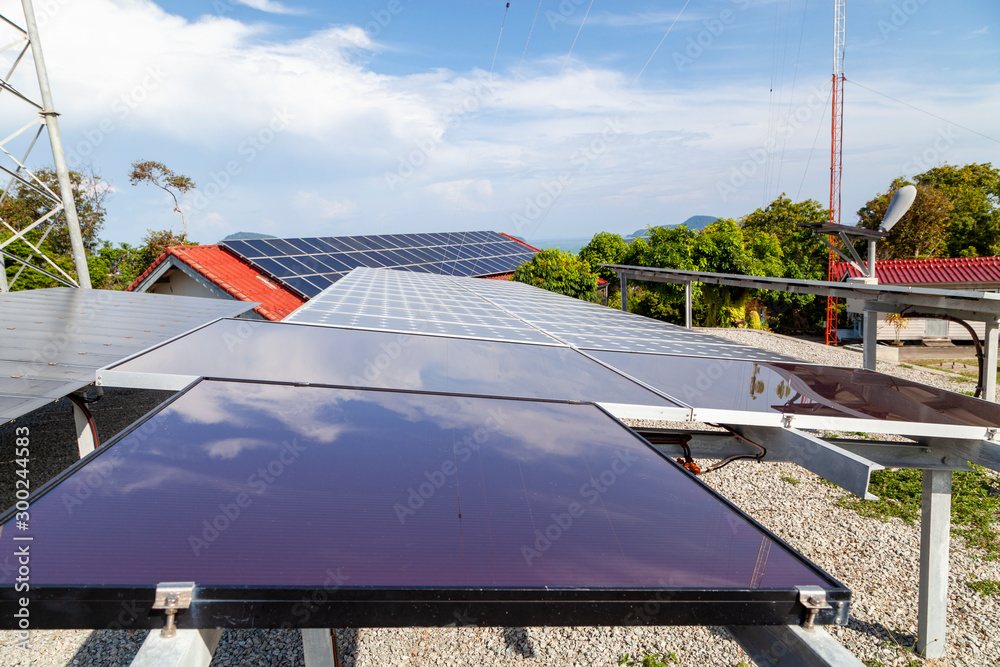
[221,231,537,298]
[289,268,798,363]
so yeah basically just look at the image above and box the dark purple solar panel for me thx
[588,350,1000,427]
[106,319,677,407]
[0,381,838,594]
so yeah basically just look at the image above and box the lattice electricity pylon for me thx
[0,0,89,291]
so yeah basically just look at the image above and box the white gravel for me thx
[2,331,998,666]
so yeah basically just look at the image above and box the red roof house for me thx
[835,256,1000,341]
[128,245,306,321]
[835,256,1000,290]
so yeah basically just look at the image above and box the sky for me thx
[0,0,998,247]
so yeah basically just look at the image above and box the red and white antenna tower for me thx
[825,0,846,345]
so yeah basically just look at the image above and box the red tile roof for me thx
[835,256,1000,286]
[127,245,306,321]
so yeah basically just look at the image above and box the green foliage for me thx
[919,163,1000,257]
[579,231,629,284]
[88,229,198,291]
[690,219,783,326]
[857,177,952,259]
[513,248,599,302]
[1,168,107,290]
[88,241,145,290]
[741,195,829,331]
[967,578,1000,596]
[129,160,196,236]
[838,465,1000,558]
[780,473,800,486]
[857,163,1000,259]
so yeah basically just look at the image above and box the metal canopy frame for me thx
[602,262,1000,401]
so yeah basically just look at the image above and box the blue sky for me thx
[1,0,997,246]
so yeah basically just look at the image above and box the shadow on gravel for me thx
[503,626,535,658]
[0,389,175,511]
[68,629,149,666]
[846,616,917,649]
[335,628,359,666]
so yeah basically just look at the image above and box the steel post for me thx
[685,281,692,328]
[984,318,998,403]
[916,469,951,659]
[862,306,877,370]
[619,272,627,311]
[20,0,91,288]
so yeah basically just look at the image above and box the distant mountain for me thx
[676,215,718,230]
[626,215,719,239]
[221,231,277,241]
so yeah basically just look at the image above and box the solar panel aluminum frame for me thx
[0,383,851,630]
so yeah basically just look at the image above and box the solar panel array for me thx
[287,267,795,362]
[221,231,536,298]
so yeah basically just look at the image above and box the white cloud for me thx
[233,0,306,16]
[1,0,994,242]
[294,191,357,220]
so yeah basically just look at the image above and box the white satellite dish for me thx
[880,184,917,232]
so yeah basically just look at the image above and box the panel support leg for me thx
[684,282,693,329]
[302,629,339,667]
[862,305,877,371]
[71,399,96,457]
[130,629,222,667]
[619,273,627,311]
[916,469,951,659]
[726,624,864,666]
[984,318,998,403]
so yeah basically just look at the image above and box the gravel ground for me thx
[2,331,998,666]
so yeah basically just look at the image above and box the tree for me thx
[129,161,196,237]
[917,163,1000,257]
[513,248,599,302]
[857,177,952,259]
[1,168,107,290]
[578,232,629,285]
[88,229,197,291]
[741,195,829,331]
[89,241,145,290]
[690,219,783,326]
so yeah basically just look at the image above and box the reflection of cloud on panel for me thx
[205,437,272,460]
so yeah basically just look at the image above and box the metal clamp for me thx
[782,414,794,429]
[153,582,195,638]
[796,586,832,629]
[987,428,997,442]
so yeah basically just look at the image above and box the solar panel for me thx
[221,231,535,298]
[279,269,999,438]
[0,379,849,629]
[101,319,681,410]
[588,350,1000,428]
[288,268,796,362]
[0,288,254,421]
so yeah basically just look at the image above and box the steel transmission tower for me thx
[0,0,90,291]
[824,0,846,345]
